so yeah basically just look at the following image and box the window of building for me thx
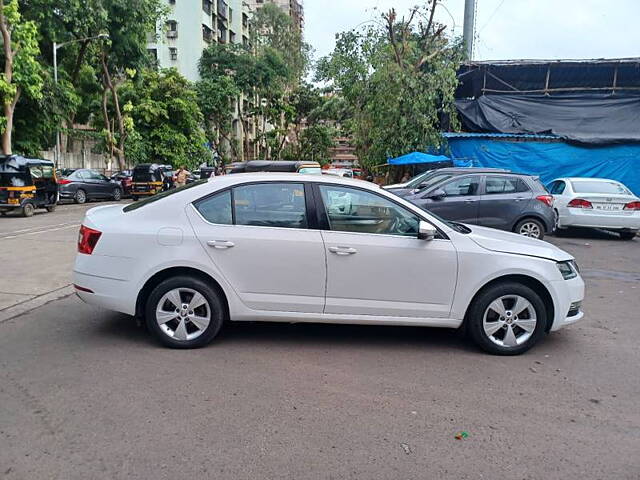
[169,47,178,60]
[202,0,212,15]
[202,24,213,43]
[166,20,178,38]
[147,48,158,61]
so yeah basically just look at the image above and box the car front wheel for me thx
[467,282,548,355]
[74,189,87,204]
[145,276,225,349]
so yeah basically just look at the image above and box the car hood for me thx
[466,225,573,262]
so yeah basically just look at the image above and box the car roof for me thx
[560,177,621,183]
[208,172,376,189]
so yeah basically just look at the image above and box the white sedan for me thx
[548,177,640,240]
[73,173,584,355]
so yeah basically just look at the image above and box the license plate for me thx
[594,204,622,211]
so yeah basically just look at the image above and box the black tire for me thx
[145,275,225,349]
[466,282,548,355]
[74,189,87,204]
[21,203,35,217]
[514,217,545,240]
[131,195,139,202]
[112,187,122,201]
[620,231,637,241]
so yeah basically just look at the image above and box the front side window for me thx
[319,185,420,237]
[233,183,307,229]
[194,190,232,225]
[440,176,480,197]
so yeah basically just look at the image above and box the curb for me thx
[0,285,75,324]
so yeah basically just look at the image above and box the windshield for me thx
[124,179,207,212]
[405,170,433,188]
[571,180,631,195]
[0,172,31,187]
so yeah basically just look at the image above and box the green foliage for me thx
[316,4,463,168]
[120,68,209,169]
[298,124,336,164]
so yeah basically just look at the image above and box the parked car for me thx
[384,167,510,197]
[405,172,555,239]
[73,173,584,355]
[110,170,133,197]
[58,168,122,204]
[548,177,640,240]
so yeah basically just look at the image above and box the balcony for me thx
[217,0,227,19]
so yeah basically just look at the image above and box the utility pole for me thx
[463,0,476,60]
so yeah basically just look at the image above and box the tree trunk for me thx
[100,51,126,170]
[0,3,15,155]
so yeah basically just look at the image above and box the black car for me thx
[58,168,123,204]
[406,172,555,239]
[384,167,511,197]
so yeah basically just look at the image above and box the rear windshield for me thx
[571,180,630,195]
[0,172,31,187]
[123,179,207,212]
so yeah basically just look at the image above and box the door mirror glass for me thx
[417,220,437,240]
[427,188,446,200]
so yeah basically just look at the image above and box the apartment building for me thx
[147,0,252,81]
[247,0,304,32]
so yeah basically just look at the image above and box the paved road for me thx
[1,206,639,479]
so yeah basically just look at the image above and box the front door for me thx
[188,182,326,313]
[416,175,481,224]
[316,184,458,318]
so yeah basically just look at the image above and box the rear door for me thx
[187,182,326,313]
[415,175,481,224]
[477,175,532,229]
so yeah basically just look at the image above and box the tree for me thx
[316,1,463,169]
[297,124,336,164]
[120,68,209,169]
[0,0,42,154]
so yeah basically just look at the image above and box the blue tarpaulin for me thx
[446,135,640,195]
[388,152,450,165]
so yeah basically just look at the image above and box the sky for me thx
[304,0,640,64]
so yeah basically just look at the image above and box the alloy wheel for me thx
[75,189,86,204]
[519,221,541,238]
[155,288,211,342]
[482,295,538,347]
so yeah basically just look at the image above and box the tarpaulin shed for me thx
[387,152,451,165]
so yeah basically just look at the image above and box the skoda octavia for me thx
[73,174,585,355]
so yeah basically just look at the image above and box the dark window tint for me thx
[194,190,232,225]
[319,185,420,236]
[233,183,307,229]
[440,176,480,197]
[549,181,566,195]
[485,176,530,194]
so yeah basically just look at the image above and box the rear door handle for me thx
[328,246,357,255]
[207,240,235,249]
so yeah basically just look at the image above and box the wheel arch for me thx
[463,274,555,332]
[135,266,230,321]
[512,214,552,234]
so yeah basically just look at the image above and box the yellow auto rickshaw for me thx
[0,155,58,217]
[131,163,174,201]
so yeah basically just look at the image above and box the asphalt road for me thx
[1,205,639,479]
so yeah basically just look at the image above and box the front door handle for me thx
[207,240,235,249]
[328,246,357,255]
[464,199,477,203]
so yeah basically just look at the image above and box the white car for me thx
[548,177,640,240]
[73,174,585,355]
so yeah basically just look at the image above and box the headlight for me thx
[557,260,578,280]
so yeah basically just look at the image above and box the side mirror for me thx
[427,188,446,200]
[417,220,437,241]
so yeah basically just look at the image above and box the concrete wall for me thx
[39,150,119,173]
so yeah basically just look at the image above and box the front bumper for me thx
[548,275,585,331]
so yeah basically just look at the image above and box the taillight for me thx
[567,198,593,209]
[58,179,72,185]
[536,195,554,207]
[623,201,640,210]
[78,225,102,255]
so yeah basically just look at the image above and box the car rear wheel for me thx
[112,187,122,201]
[74,189,87,204]
[145,276,225,349]
[515,218,545,240]
[619,231,637,241]
[467,282,547,355]
[21,203,35,217]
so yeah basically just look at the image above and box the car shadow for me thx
[95,312,477,353]
[554,227,628,241]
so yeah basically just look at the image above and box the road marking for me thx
[0,223,80,240]
[0,221,79,237]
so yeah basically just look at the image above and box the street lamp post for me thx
[53,34,109,165]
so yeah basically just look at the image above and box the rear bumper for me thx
[560,209,640,230]
[548,276,585,332]
[73,271,137,315]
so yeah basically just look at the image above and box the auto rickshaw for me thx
[0,155,58,217]
[200,166,217,179]
[131,163,174,200]
[226,160,322,175]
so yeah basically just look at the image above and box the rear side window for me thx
[194,190,232,224]
[233,183,307,229]
[485,176,530,194]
